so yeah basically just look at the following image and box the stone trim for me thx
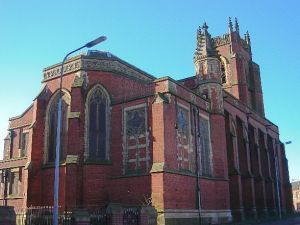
[158,209,232,224]
[43,55,154,83]
[65,155,79,164]
[150,164,229,181]
[0,157,27,164]
[68,112,80,119]
[9,123,32,130]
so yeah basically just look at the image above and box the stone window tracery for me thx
[176,104,193,171]
[199,115,212,176]
[123,104,149,174]
[45,90,70,163]
[85,84,111,161]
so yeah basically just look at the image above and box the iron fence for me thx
[14,206,143,225]
[123,208,140,225]
[16,206,74,225]
[90,208,112,225]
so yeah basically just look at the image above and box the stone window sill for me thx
[42,161,67,168]
[84,159,112,165]
[6,195,24,199]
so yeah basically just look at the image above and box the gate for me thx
[90,208,112,225]
[123,208,140,225]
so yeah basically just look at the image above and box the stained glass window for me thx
[123,105,148,174]
[177,107,189,135]
[126,108,146,137]
[176,105,192,171]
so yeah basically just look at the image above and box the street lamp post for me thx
[53,36,107,225]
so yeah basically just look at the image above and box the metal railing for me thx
[16,206,73,225]
[123,208,140,225]
[90,208,112,225]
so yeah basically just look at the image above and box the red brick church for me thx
[0,18,293,224]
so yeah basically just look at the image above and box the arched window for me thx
[221,60,227,84]
[220,56,229,85]
[199,115,212,176]
[85,84,110,160]
[45,90,70,163]
[231,122,239,170]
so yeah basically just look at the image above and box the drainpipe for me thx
[193,108,202,225]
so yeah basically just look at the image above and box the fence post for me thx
[140,206,157,225]
[0,206,16,225]
[107,203,123,225]
[72,208,90,225]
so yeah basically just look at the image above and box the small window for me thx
[20,132,29,157]
[221,61,227,84]
[9,171,19,196]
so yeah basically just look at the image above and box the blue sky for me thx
[0,0,299,180]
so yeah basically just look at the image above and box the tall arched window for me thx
[231,122,240,170]
[45,90,70,163]
[199,114,212,176]
[85,84,110,160]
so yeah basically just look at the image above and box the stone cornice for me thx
[0,157,28,169]
[42,54,155,83]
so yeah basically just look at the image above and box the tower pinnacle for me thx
[245,30,251,45]
[235,17,240,34]
[194,22,218,62]
[228,17,233,33]
[194,22,224,114]
[202,21,208,30]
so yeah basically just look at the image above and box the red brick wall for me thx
[163,173,196,209]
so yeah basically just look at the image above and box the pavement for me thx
[258,216,300,225]
[223,213,300,225]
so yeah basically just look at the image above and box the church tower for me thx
[194,22,224,114]
[214,17,265,116]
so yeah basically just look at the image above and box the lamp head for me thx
[85,36,107,48]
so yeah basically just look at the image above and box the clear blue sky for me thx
[0,0,299,180]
